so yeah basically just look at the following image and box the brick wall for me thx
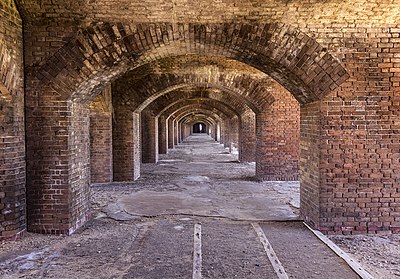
[315,26,400,234]
[239,110,256,162]
[112,103,141,181]
[167,117,174,150]
[0,0,25,240]
[141,109,158,163]
[17,0,400,235]
[90,86,113,183]
[256,84,300,181]
[158,115,168,154]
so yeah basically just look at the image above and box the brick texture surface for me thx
[0,0,25,240]
[1,0,398,237]
[90,86,113,183]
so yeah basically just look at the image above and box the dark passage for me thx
[193,123,207,133]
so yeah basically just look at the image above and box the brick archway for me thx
[139,101,233,165]
[33,22,348,104]
[24,21,351,235]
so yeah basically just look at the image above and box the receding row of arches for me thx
[3,11,371,240]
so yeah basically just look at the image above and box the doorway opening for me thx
[193,122,207,134]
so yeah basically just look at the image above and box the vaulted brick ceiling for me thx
[16,0,359,124]
[111,55,273,116]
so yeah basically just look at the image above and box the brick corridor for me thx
[0,134,362,278]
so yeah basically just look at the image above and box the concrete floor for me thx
[103,134,300,223]
[0,134,361,278]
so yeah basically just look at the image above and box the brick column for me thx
[215,122,221,142]
[89,87,113,183]
[141,109,158,163]
[229,117,239,155]
[174,120,179,146]
[239,111,256,162]
[223,120,230,148]
[300,101,321,231]
[255,109,300,181]
[255,87,300,181]
[158,115,167,154]
[0,3,25,240]
[178,121,183,143]
[168,117,174,150]
[113,108,141,181]
[26,99,90,235]
[183,123,191,140]
[90,111,113,183]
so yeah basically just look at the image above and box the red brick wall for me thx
[167,117,174,150]
[112,104,141,181]
[239,110,256,162]
[141,109,158,163]
[315,26,400,234]
[300,101,321,229]
[18,0,400,235]
[256,85,300,181]
[158,115,168,154]
[0,0,25,240]
[68,103,91,235]
[90,87,113,183]
[228,117,239,155]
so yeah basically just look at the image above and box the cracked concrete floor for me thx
[98,134,300,223]
[0,134,364,279]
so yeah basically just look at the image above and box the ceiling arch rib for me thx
[154,98,239,122]
[33,22,348,105]
[144,87,248,117]
[112,72,273,114]
[173,108,225,126]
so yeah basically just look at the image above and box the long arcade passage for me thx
[0,134,360,279]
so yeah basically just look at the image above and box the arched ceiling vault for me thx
[31,22,348,106]
[148,92,242,119]
[181,115,216,126]
[173,108,225,125]
[183,117,215,127]
[164,102,236,123]
[112,55,279,114]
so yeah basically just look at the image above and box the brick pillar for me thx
[141,110,158,163]
[223,120,230,148]
[26,99,90,235]
[255,87,300,181]
[239,110,256,162]
[219,122,225,145]
[89,87,113,183]
[158,115,167,154]
[0,2,25,240]
[300,101,321,231]
[0,14,25,240]
[168,118,174,150]
[255,109,300,181]
[209,125,214,138]
[229,117,239,155]
[215,122,221,142]
[178,121,183,143]
[113,108,141,181]
[90,112,113,183]
[174,120,179,146]
[183,124,191,140]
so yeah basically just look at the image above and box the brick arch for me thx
[172,105,229,124]
[0,44,19,98]
[182,116,216,128]
[155,98,240,121]
[35,22,349,104]
[144,87,250,117]
[113,72,270,114]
